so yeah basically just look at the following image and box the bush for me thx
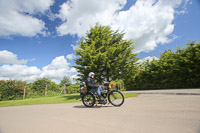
[125,41,200,90]
[31,78,60,96]
[0,80,27,101]
[111,80,125,91]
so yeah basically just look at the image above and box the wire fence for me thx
[0,80,125,101]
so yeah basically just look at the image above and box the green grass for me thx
[0,93,138,107]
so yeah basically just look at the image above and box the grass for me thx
[0,93,138,107]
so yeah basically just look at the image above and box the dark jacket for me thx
[86,77,98,91]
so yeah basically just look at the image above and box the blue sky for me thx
[0,0,199,83]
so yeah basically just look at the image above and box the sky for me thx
[0,0,199,83]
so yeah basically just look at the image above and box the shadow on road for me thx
[73,105,114,109]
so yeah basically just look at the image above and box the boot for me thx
[98,95,106,104]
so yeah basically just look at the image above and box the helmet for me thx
[88,72,94,77]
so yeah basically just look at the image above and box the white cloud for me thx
[56,0,126,37]
[69,67,77,73]
[71,44,80,50]
[39,56,77,83]
[175,0,190,14]
[70,74,79,80]
[66,53,76,60]
[56,0,187,53]
[0,51,78,83]
[137,56,159,63]
[0,64,41,81]
[57,0,126,37]
[0,0,54,37]
[39,56,70,81]
[0,50,28,64]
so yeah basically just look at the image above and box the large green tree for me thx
[129,41,200,90]
[74,24,138,83]
[31,78,59,94]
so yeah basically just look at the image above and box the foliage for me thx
[111,80,125,91]
[0,41,199,100]
[74,23,138,84]
[126,41,200,90]
[0,78,78,101]
[30,78,60,96]
[60,76,71,87]
[66,83,81,94]
[0,80,27,101]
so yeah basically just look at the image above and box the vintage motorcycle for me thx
[80,83,124,107]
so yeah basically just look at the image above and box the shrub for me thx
[31,78,60,96]
[0,80,27,101]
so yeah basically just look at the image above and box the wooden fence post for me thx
[45,85,47,97]
[59,84,66,96]
[23,86,26,100]
[63,84,66,96]
[59,88,63,96]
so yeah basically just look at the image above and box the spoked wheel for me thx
[108,90,124,106]
[82,93,95,107]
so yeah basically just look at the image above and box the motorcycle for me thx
[80,83,124,107]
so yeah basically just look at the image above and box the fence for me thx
[0,81,125,101]
[0,85,80,101]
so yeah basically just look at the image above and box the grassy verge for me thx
[0,93,138,107]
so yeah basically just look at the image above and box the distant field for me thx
[0,93,138,107]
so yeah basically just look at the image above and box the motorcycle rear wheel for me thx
[82,93,95,107]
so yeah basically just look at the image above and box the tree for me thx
[31,78,59,95]
[129,41,200,90]
[60,76,71,87]
[74,23,138,84]
[0,80,27,100]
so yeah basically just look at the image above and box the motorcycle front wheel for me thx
[108,90,124,106]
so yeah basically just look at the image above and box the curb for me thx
[123,89,200,96]
[134,92,200,96]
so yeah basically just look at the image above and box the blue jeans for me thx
[89,86,103,96]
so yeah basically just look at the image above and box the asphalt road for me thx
[0,89,200,133]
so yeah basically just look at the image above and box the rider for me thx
[86,72,105,103]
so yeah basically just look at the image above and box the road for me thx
[0,89,200,133]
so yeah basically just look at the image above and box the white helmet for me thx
[88,72,94,77]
